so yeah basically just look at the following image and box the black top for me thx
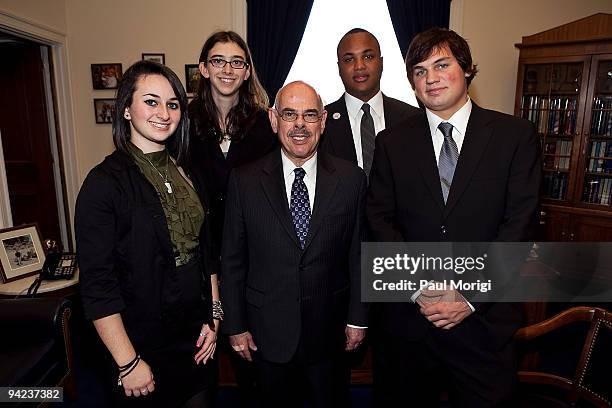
[187,105,278,247]
[75,150,217,352]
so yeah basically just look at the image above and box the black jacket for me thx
[75,150,217,352]
[188,107,278,248]
[221,149,368,363]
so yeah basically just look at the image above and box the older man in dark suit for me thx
[221,81,368,407]
[367,28,541,407]
[320,28,420,178]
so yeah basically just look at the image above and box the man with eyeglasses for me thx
[320,28,420,179]
[221,81,368,407]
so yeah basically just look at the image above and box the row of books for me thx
[582,176,612,205]
[521,96,577,135]
[544,140,572,170]
[543,172,568,200]
[587,140,612,173]
[590,97,612,136]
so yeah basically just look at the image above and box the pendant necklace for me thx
[143,152,173,194]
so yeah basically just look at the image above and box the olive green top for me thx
[128,142,204,266]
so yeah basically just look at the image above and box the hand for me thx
[417,289,472,330]
[195,320,218,365]
[345,326,366,351]
[121,359,155,397]
[229,331,258,362]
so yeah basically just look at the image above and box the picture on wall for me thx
[142,53,165,65]
[0,224,46,283]
[185,64,200,94]
[91,63,123,90]
[94,98,116,124]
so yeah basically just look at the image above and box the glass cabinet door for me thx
[582,58,612,206]
[520,62,582,201]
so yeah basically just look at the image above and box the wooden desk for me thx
[0,269,79,298]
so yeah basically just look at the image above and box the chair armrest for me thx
[0,298,72,341]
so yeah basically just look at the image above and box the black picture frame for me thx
[142,53,165,65]
[91,63,123,90]
[93,98,116,124]
[185,64,200,94]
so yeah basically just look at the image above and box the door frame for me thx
[0,10,78,248]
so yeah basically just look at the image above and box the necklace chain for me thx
[143,153,173,194]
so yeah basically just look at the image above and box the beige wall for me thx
[453,0,612,114]
[0,0,66,33]
[65,0,234,179]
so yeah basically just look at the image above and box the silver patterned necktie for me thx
[438,122,458,203]
[361,103,376,178]
[290,167,311,249]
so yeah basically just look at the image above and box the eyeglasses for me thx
[208,58,249,70]
[276,109,323,123]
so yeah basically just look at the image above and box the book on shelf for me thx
[522,96,577,135]
[544,172,568,200]
[582,175,612,205]
[590,96,612,136]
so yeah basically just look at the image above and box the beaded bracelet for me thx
[212,300,224,320]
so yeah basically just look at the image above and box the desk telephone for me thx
[26,240,77,296]
[41,252,77,280]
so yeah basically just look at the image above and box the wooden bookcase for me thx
[515,13,612,241]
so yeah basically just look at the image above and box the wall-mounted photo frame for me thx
[185,64,200,94]
[91,63,123,90]
[142,53,165,65]
[0,224,46,283]
[94,98,116,124]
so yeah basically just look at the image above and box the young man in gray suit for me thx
[320,28,420,178]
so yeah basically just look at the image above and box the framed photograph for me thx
[94,98,116,124]
[142,53,165,65]
[185,64,200,94]
[91,63,123,90]
[0,224,46,283]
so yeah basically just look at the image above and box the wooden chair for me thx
[515,306,612,407]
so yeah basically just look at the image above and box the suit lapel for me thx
[412,114,446,211]
[444,104,492,217]
[327,97,358,164]
[260,152,300,248]
[303,154,338,252]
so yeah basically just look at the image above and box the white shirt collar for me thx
[344,90,384,122]
[426,97,472,138]
[281,149,318,180]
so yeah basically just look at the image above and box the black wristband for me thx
[118,354,139,371]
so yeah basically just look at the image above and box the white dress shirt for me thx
[426,97,472,164]
[344,91,386,168]
[281,150,317,211]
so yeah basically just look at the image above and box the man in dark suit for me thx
[221,81,368,407]
[319,28,420,178]
[367,28,541,407]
